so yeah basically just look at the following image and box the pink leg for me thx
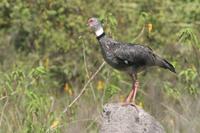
[132,81,139,102]
[125,80,139,103]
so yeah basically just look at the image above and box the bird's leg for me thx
[132,80,139,102]
[122,72,139,113]
[125,80,139,104]
[122,80,139,112]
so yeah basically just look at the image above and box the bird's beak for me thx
[87,24,93,32]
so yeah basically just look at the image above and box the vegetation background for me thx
[0,0,200,132]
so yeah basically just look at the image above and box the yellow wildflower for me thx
[146,23,153,33]
[97,80,105,91]
[138,101,144,108]
[68,89,73,96]
[50,119,59,129]
[64,83,73,96]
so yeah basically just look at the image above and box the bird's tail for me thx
[156,57,176,73]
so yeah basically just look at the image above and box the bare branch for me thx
[62,61,106,113]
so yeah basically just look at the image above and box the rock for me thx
[100,103,165,133]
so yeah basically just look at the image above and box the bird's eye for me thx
[89,19,94,23]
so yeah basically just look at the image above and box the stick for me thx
[62,61,106,113]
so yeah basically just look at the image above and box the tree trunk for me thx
[100,103,165,133]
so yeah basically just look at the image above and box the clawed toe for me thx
[121,102,139,112]
[121,102,135,106]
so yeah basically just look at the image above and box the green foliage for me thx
[0,0,200,132]
[0,66,54,132]
[104,84,121,102]
[163,81,181,100]
[178,28,199,47]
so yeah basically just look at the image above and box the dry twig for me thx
[62,61,106,113]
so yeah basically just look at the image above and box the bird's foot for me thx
[121,102,139,112]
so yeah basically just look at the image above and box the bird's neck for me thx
[95,27,105,38]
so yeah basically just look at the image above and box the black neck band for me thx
[96,32,105,40]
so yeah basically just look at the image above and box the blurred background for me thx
[0,0,200,132]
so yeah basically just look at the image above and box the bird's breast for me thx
[99,40,130,70]
[101,50,129,70]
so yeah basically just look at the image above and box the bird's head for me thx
[87,17,104,36]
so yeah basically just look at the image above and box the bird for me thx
[87,17,176,105]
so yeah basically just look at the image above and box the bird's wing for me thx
[113,43,156,67]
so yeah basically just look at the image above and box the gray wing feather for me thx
[114,43,157,67]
